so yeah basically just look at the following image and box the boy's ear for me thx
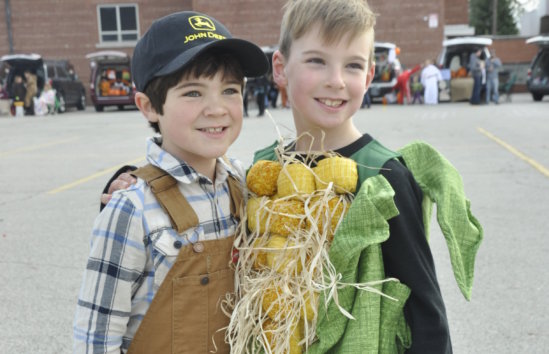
[272,50,287,88]
[365,62,375,91]
[135,92,160,123]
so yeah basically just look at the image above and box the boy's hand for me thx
[100,172,137,205]
[99,165,138,211]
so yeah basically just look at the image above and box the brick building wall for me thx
[0,0,538,98]
[370,0,445,68]
[194,0,286,47]
[1,0,446,82]
[444,0,469,25]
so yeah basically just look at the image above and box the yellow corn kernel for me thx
[265,234,303,274]
[262,318,276,349]
[251,237,268,270]
[262,286,291,320]
[247,160,282,196]
[269,199,306,236]
[247,197,270,234]
[313,156,358,194]
[289,321,303,354]
[300,290,319,323]
[309,196,349,241]
[277,163,316,198]
[262,318,303,354]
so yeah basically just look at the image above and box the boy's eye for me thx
[224,87,241,95]
[347,62,365,70]
[183,90,201,97]
[306,57,325,65]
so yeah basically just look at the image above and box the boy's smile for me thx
[143,72,243,179]
[273,25,375,150]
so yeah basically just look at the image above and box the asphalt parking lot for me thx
[1,94,548,353]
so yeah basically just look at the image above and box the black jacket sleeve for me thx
[99,165,138,212]
[380,159,452,354]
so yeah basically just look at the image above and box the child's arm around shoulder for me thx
[74,186,147,353]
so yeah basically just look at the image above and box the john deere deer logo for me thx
[189,16,215,31]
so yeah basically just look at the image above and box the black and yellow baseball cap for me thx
[132,11,269,92]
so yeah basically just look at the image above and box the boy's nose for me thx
[203,96,228,116]
[326,68,346,89]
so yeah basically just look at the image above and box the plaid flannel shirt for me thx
[73,138,245,354]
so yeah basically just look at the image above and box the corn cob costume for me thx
[247,134,483,353]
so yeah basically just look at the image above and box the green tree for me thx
[470,0,522,35]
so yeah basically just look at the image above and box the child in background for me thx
[410,74,423,104]
[11,75,26,116]
[35,81,57,115]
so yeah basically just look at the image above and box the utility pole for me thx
[492,0,498,35]
[4,0,14,53]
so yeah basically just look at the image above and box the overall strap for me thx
[227,176,242,219]
[132,164,198,233]
[133,163,243,233]
[222,156,243,220]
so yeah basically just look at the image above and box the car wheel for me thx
[94,105,104,112]
[117,105,125,111]
[57,93,66,113]
[77,91,86,110]
[532,93,543,101]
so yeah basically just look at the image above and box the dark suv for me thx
[0,54,86,113]
[526,35,549,102]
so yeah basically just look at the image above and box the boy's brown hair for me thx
[278,0,376,65]
[143,51,245,133]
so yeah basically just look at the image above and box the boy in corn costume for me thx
[244,0,483,352]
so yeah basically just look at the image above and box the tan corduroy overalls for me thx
[127,164,242,354]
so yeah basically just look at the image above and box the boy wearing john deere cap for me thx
[73,11,268,353]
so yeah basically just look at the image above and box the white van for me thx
[368,42,401,100]
[436,37,492,102]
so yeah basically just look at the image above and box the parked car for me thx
[86,51,135,112]
[368,42,401,100]
[0,53,86,112]
[436,37,492,102]
[525,35,549,102]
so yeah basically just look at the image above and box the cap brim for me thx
[154,38,270,79]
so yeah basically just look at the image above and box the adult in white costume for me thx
[421,60,443,105]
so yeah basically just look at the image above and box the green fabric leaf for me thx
[399,141,484,301]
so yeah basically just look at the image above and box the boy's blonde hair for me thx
[278,0,376,65]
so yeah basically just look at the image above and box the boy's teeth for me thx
[203,127,223,133]
[320,99,343,107]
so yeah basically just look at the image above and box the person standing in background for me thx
[468,49,483,105]
[420,60,442,105]
[393,63,422,104]
[23,70,37,115]
[254,73,270,117]
[485,49,502,104]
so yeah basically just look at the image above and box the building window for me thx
[97,4,139,44]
